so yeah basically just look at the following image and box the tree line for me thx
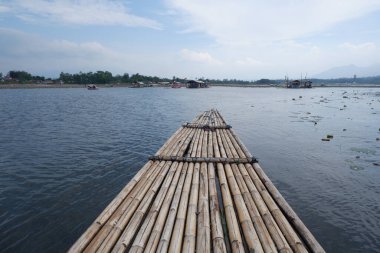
[1,70,380,85]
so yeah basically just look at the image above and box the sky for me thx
[0,0,380,80]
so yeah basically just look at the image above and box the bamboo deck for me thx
[69,110,325,253]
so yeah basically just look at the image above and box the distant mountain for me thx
[314,63,380,79]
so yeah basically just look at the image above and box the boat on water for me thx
[87,84,98,90]
[171,82,182,88]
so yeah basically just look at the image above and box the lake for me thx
[0,87,379,252]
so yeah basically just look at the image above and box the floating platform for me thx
[69,110,324,253]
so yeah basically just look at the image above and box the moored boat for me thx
[87,84,98,90]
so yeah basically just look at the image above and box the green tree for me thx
[121,73,130,83]
[8,70,32,82]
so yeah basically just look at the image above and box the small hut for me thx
[288,80,301,88]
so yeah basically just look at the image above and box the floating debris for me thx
[343,129,347,131]
[299,96,302,98]
[350,165,364,171]
[343,96,348,98]
[326,134,334,139]
[321,138,330,141]
[356,156,360,159]
[374,163,380,166]
[350,147,376,155]
[292,98,296,101]
[346,159,364,171]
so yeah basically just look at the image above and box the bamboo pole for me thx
[129,162,186,253]
[196,130,204,158]
[196,162,211,253]
[68,160,155,253]
[82,161,165,252]
[162,128,192,156]
[217,129,233,158]
[216,163,245,253]
[189,129,201,157]
[212,131,221,158]
[222,129,280,252]
[223,163,264,253]
[232,163,277,253]
[90,161,172,253]
[182,162,200,253]
[215,129,227,158]
[196,130,212,253]
[247,163,308,253]
[207,130,213,158]
[220,129,238,158]
[111,162,181,253]
[226,119,324,252]
[177,129,197,157]
[155,127,185,155]
[208,162,227,253]
[238,164,292,253]
[154,162,188,252]
[224,129,246,159]
[168,162,194,253]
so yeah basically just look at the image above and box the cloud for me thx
[166,0,380,44]
[0,5,10,12]
[339,42,376,51]
[180,49,221,65]
[4,0,161,29]
[0,28,125,75]
[235,57,266,66]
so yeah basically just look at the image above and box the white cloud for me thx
[0,28,125,76]
[166,0,380,44]
[4,0,161,29]
[0,5,10,12]
[180,49,221,65]
[339,42,376,51]
[235,57,266,67]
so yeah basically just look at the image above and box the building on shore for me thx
[285,76,312,88]
[186,80,209,88]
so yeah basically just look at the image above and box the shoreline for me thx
[1,83,380,90]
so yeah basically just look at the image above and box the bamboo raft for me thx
[69,110,325,253]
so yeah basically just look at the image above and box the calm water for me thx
[0,87,379,252]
